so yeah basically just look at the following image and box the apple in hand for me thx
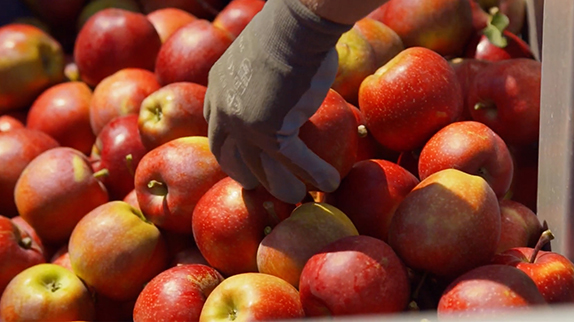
[133,264,225,322]
[388,169,501,280]
[0,263,95,322]
[496,199,543,254]
[199,272,305,321]
[359,47,463,152]
[147,7,198,43]
[138,82,208,151]
[192,176,295,277]
[68,200,169,301]
[299,235,411,316]
[212,0,265,39]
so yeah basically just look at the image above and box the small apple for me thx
[147,7,198,43]
[212,0,265,39]
[496,199,543,254]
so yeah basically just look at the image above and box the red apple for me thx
[468,58,541,146]
[138,82,208,151]
[68,200,169,301]
[437,264,547,318]
[469,0,490,32]
[139,0,226,20]
[76,0,142,30]
[212,0,265,39]
[74,8,162,87]
[123,188,140,210]
[366,3,388,22]
[26,81,95,155]
[135,136,228,234]
[359,47,463,152]
[508,143,538,212]
[324,159,419,242]
[154,19,234,86]
[299,235,411,316]
[396,149,421,179]
[449,57,491,121]
[0,263,96,321]
[90,114,148,201]
[0,128,59,218]
[496,199,543,254]
[199,272,305,321]
[147,7,198,43]
[133,264,225,322]
[171,245,210,267]
[14,147,109,245]
[11,216,44,256]
[192,176,294,277]
[0,23,65,113]
[89,68,161,136]
[465,29,535,62]
[0,115,25,132]
[353,17,404,69]
[388,169,501,280]
[50,244,72,272]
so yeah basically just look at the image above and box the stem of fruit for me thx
[93,168,109,179]
[529,229,555,263]
[147,180,168,196]
[125,154,135,177]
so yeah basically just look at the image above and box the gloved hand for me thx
[204,0,352,204]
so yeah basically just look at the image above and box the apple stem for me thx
[358,124,368,138]
[264,226,272,235]
[529,229,555,263]
[19,236,32,249]
[125,154,135,177]
[411,271,428,301]
[147,180,168,196]
[474,102,487,111]
[93,168,109,179]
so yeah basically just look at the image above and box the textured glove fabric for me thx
[204,0,352,204]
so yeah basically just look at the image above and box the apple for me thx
[0,215,45,294]
[418,120,514,199]
[11,216,45,256]
[138,82,208,151]
[212,0,265,39]
[378,0,474,57]
[437,264,548,318]
[388,168,501,281]
[133,264,225,322]
[171,244,210,267]
[449,57,491,121]
[0,128,59,218]
[396,149,421,179]
[299,235,411,316]
[257,202,359,287]
[14,147,109,245]
[147,7,198,43]
[89,68,161,136]
[68,200,169,301]
[507,143,538,212]
[74,8,162,87]
[139,0,226,20]
[192,176,295,277]
[123,188,140,210]
[496,199,543,254]
[90,114,149,201]
[50,244,72,272]
[465,29,535,62]
[469,0,490,32]
[154,19,234,86]
[77,0,142,30]
[359,47,463,152]
[0,23,65,113]
[468,58,541,146]
[324,159,419,242]
[0,115,25,132]
[26,81,95,155]
[353,17,404,69]
[199,272,305,321]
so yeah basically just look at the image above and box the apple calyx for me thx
[529,229,555,263]
[46,280,62,293]
[482,7,510,48]
[93,168,109,179]
[147,180,168,196]
[358,124,368,138]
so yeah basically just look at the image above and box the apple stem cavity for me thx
[147,180,168,196]
[93,168,109,179]
[530,229,555,263]
[18,236,32,249]
[358,124,368,138]
[45,280,62,293]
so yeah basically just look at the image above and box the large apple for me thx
[199,272,305,321]
[299,235,411,316]
[133,264,225,322]
[257,202,359,288]
[0,263,95,321]
[146,7,198,43]
[192,176,295,277]
[388,168,501,281]
[358,47,463,152]
[212,0,265,39]
[68,200,169,301]
[496,199,543,254]
[74,8,162,87]
[26,81,95,155]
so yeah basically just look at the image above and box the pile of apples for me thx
[1,0,573,321]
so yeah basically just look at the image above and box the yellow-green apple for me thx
[449,57,491,121]
[199,272,305,321]
[74,8,162,87]
[26,81,95,155]
[0,128,59,217]
[133,264,225,322]
[212,0,265,39]
[468,58,541,146]
[135,136,227,234]
[139,0,226,20]
[138,82,208,151]
[68,200,169,301]
[0,23,65,113]
[192,176,295,277]
[89,68,161,135]
[358,47,463,152]
[353,17,404,69]
[388,169,501,280]
[0,115,25,132]
[464,29,535,62]
[154,19,234,86]
[14,147,109,245]
[299,235,411,316]
[90,114,148,201]
[437,264,547,318]
[257,202,359,287]
[77,0,142,30]
[492,230,574,304]
[418,120,514,199]
[146,7,198,43]
[324,159,419,242]
[507,143,538,212]
[378,0,474,57]
[0,215,45,294]
[496,199,542,254]
[0,263,95,321]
